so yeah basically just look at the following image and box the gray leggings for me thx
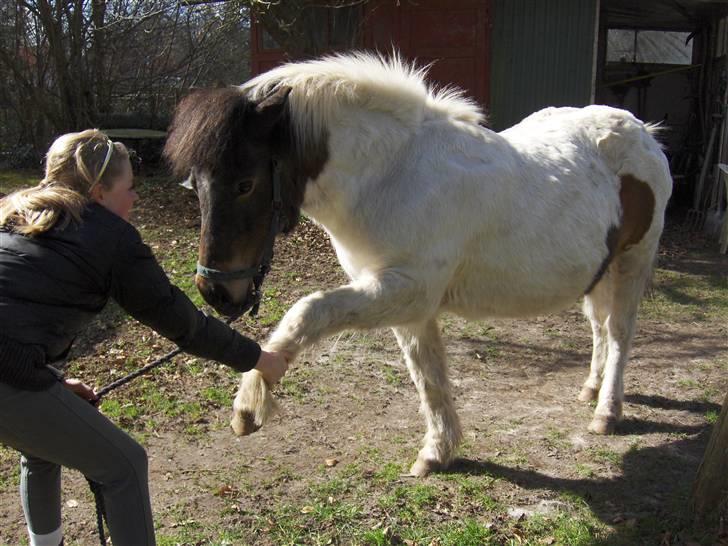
[0,380,155,546]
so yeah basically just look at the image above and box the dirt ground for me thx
[0,178,726,545]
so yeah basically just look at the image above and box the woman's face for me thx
[92,159,138,220]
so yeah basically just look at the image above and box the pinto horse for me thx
[164,52,672,476]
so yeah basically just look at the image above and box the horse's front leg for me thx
[393,320,461,477]
[231,271,433,435]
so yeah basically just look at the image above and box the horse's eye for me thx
[237,179,254,196]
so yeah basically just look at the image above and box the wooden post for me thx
[692,391,728,526]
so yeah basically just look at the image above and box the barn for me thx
[250,0,728,221]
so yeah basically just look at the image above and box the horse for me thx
[164,52,672,477]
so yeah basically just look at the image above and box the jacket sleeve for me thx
[109,225,260,373]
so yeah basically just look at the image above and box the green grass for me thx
[246,477,611,546]
[382,364,405,386]
[0,446,20,490]
[0,170,39,193]
[258,287,288,327]
[705,409,719,424]
[373,461,403,482]
[677,378,699,389]
[575,463,596,478]
[641,268,728,322]
[201,384,233,407]
[588,447,623,467]
[544,427,570,451]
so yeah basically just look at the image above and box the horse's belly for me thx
[441,265,593,319]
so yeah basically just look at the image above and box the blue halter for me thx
[195,161,283,316]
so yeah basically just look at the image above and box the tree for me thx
[248,0,365,58]
[0,0,370,160]
[692,391,728,528]
[0,0,252,160]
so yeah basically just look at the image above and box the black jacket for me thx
[0,203,260,389]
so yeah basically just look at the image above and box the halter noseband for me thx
[195,160,283,317]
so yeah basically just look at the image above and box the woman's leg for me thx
[19,454,63,546]
[0,380,155,546]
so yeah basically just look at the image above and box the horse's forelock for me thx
[164,87,249,178]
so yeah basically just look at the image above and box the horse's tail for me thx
[594,108,673,204]
[643,121,667,150]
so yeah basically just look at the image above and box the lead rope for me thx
[87,316,237,545]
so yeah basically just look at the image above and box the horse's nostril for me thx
[209,283,232,307]
[197,277,232,308]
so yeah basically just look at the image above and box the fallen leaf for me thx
[215,484,239,498]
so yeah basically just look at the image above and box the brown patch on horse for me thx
[585,175,655,293]
[278,129,329,232]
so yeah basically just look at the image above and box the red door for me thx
[364,0,491,108]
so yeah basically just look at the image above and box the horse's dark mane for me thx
[165,84,331,236]
[164,87,249,178]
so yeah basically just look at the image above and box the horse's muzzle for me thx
[195,276,254,318]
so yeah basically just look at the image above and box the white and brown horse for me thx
[164,52,672,476]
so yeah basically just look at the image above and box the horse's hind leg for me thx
[588,249,654,434]
[579,281,611,402]
[393,319,462,477]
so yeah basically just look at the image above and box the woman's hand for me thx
[253,350,289,386]
[63,378,99,404]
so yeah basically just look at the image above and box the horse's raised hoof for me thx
[588,415,617,435]
[230,410,261,436]
[409,458,444,477]
[578,386,599,402]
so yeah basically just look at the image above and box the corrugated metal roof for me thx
[489,0,598,130]
[605,0,728,30]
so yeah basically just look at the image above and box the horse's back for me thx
[438,105,671,318]
[502,105,672,206]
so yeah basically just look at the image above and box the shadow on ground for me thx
[446,393,722,545]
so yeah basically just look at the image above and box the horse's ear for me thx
[253,86,292,134]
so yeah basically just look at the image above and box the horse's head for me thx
[164,85,302,316]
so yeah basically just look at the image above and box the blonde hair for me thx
[0,129,129,236]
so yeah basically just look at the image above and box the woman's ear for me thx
[89,184,104,203]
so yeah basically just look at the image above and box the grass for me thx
[258,287,288,327]
[588,447,623,467]
[0,448,20,490]
[640,268,728,322]
[705,409,719,424]
[382,364,405,386]
[244,474,610,546]
[544,427,570,451]
[0,170,39,192]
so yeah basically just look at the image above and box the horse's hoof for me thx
[230,410,261,436]
[578,386,598,402]
[588,416,617,435]
[409,458,443,477]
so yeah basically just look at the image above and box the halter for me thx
[195,160,283,317]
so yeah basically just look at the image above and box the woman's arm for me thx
[109,224,261,373]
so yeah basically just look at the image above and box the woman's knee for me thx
[121,438,148,478]
[21,453,60,476]
[101,436,148,487]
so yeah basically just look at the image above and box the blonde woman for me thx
[0,130,287,546]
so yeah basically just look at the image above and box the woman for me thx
[0,129,287,546]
